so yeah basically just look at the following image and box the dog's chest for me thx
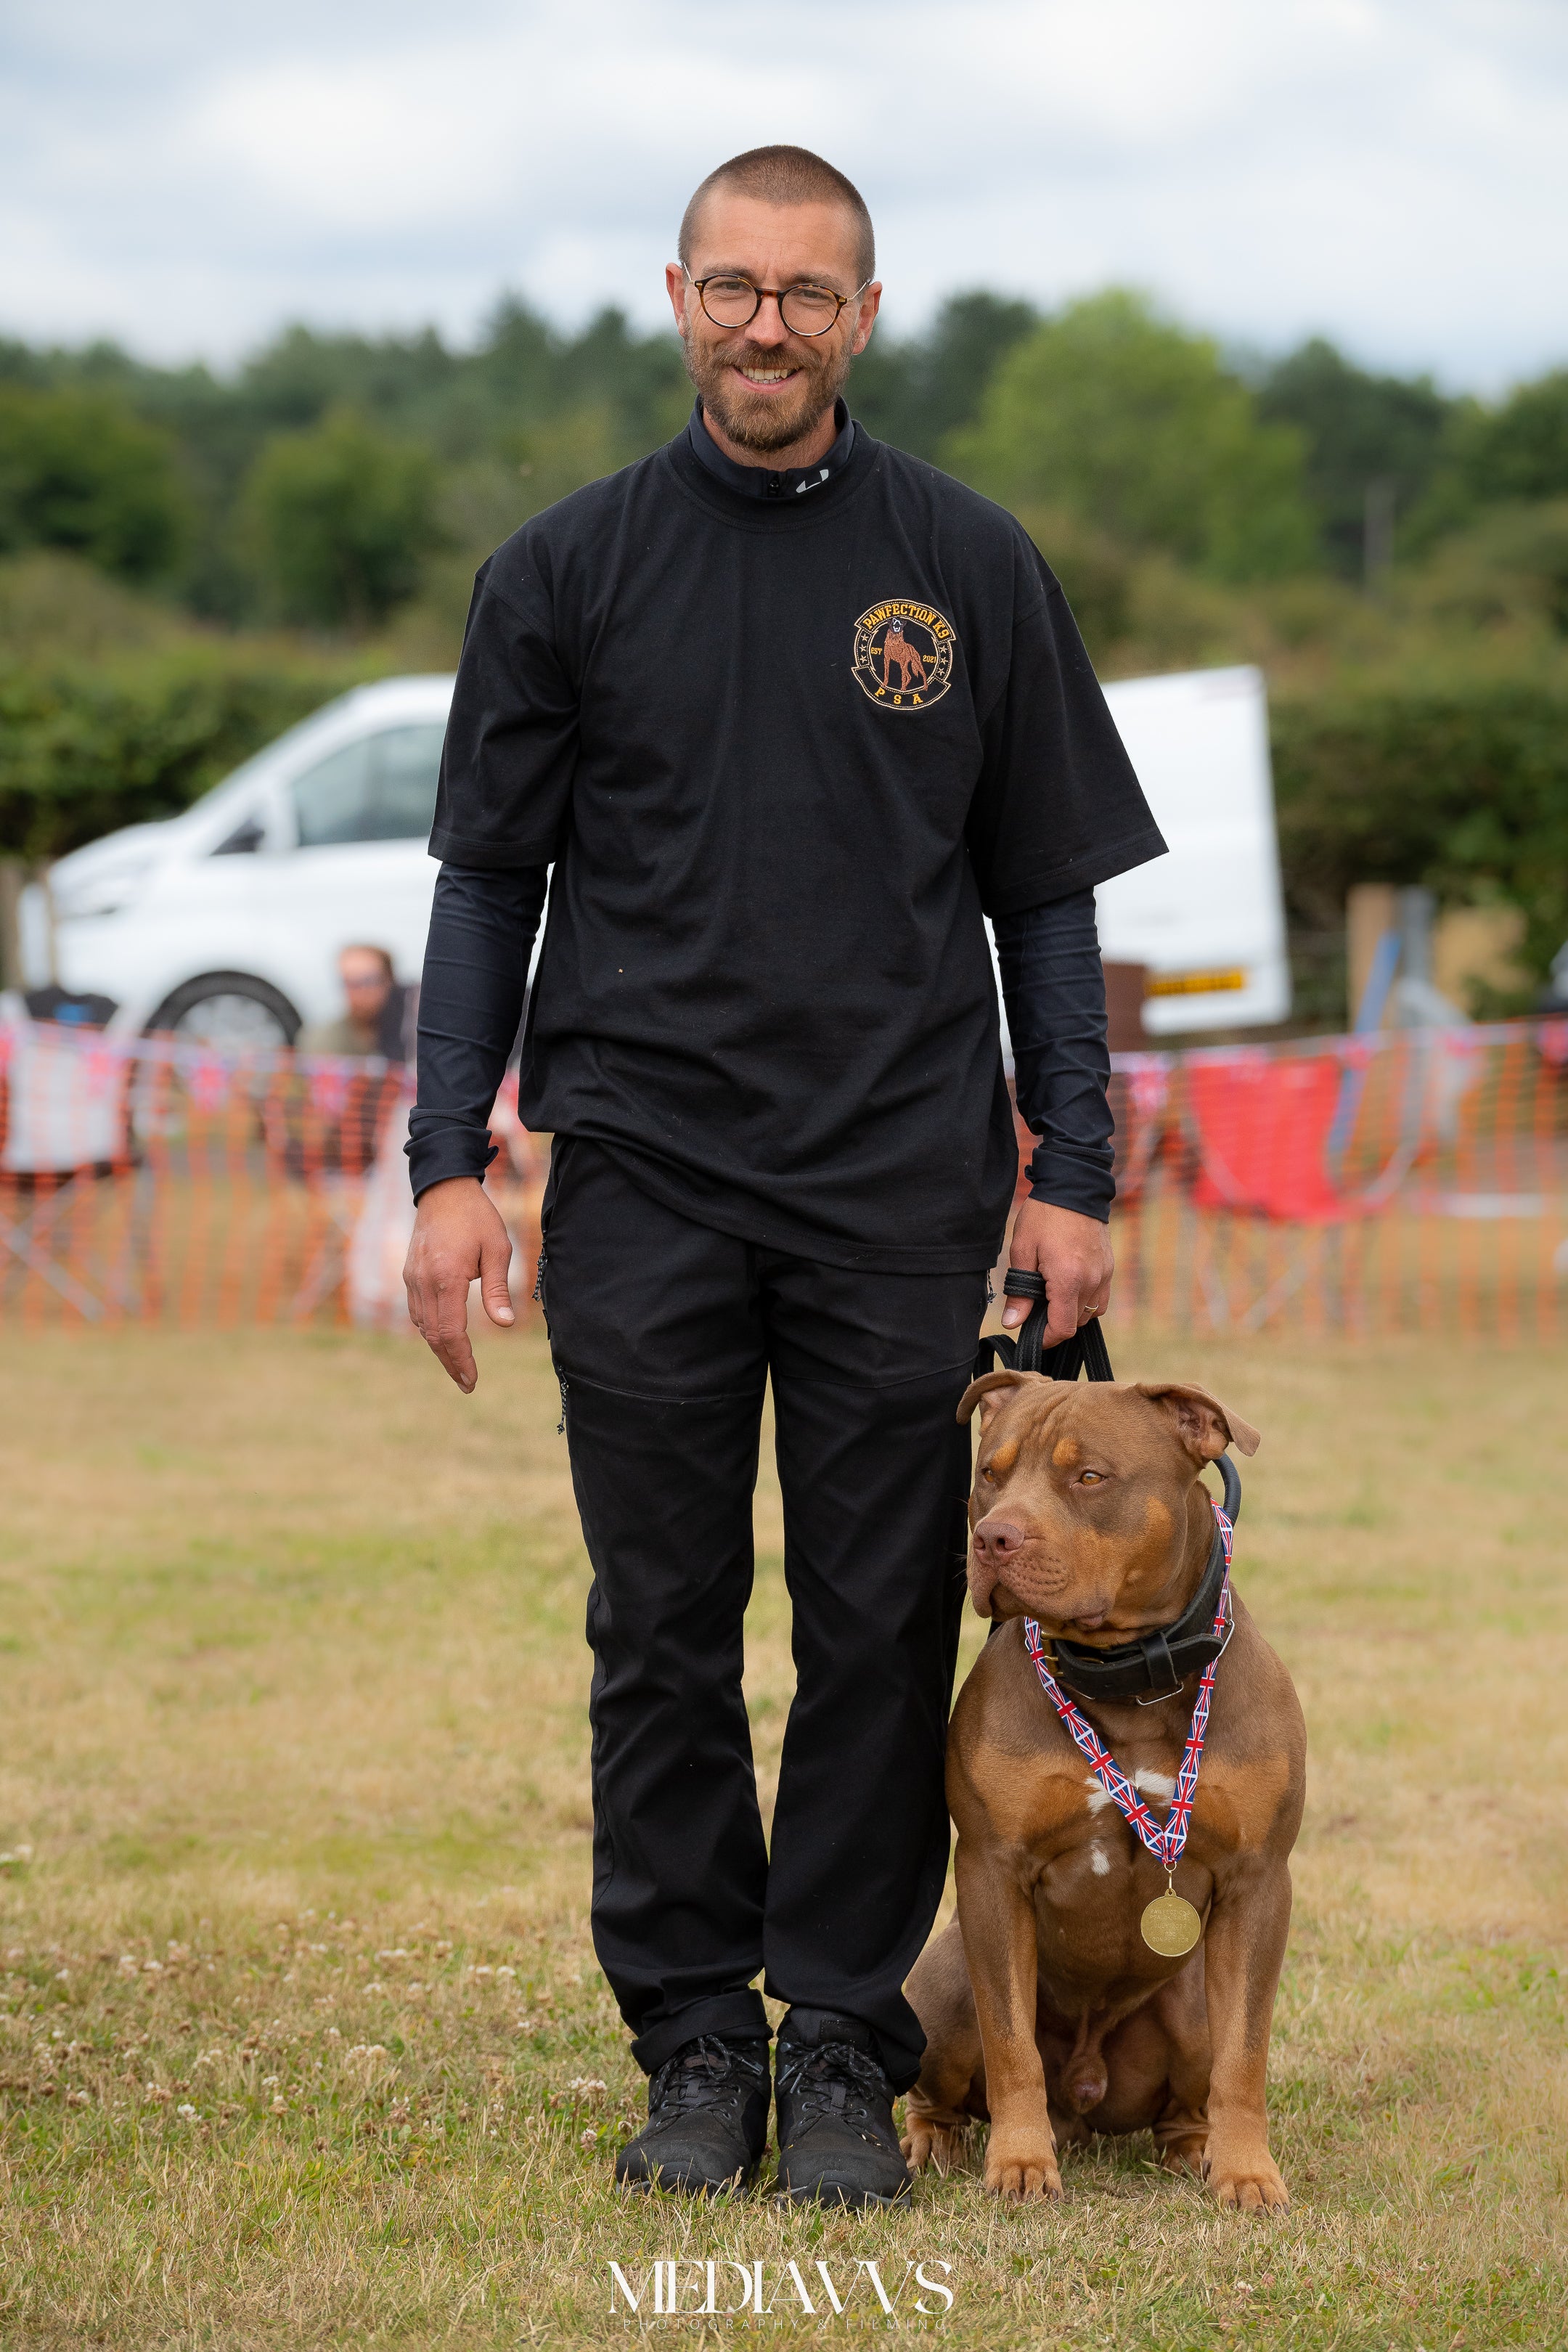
[1029,1761,1203,1975]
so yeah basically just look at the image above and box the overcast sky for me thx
[4,0,1567,391]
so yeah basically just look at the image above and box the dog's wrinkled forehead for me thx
[957,1371,1259,1469]
[979,1381,1114,1471]
[979,1380,1072,1465]
[972,1376,1106,1434]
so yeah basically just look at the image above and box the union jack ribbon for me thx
[1023,1500,1234,1873]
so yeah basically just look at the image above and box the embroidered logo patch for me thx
[852,600,957,711]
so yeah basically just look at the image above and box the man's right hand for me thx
[403,1176,515,1392]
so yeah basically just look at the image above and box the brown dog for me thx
[902,1371,1304,2210]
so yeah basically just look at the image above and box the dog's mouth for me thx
[1011,1601,1121,1640]
[970,1539,1115,1628]
[971,1540,1125,1633]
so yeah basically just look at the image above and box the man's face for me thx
[666,193,881,456]
[340,952,393,1021]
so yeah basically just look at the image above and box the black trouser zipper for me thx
[534,1238,568,1434]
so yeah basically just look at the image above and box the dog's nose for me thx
[973,1518,1026,1560]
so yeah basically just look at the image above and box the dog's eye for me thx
[1077,1470,1106,1486]
[977,1463,994,1482]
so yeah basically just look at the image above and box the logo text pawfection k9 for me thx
[608,2255,955,2319]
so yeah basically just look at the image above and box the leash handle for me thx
[973,1267,1116,1384]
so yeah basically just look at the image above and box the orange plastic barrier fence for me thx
[3,1014,1565,1338]
[1090,1019,1568,1339]
[0,1021,542,1332]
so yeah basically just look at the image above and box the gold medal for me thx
[1141,1878,1202,1957]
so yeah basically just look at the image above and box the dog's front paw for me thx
[1204,2138,1289,2212]
[982,2124,1062,2202]
[901,2112,966,2176]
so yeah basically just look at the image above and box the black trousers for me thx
[539,1138,986,2093]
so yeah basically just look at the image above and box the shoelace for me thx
[649,2035,765,2120]
[775,2041,892,2141]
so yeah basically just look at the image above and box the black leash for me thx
[973,1267,1116,1384]
[972,1267,1242,1703]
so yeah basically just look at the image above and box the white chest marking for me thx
[1088,1842,1111,1876]
[1082,1764,1177,1818]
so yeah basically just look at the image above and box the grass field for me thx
[1,1322,1565,2349]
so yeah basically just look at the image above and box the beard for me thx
[682,328,852,455]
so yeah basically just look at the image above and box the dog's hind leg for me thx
[902,1918,984,2174]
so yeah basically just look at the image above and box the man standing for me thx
[404,147,1164,2207]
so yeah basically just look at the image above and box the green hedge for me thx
[0,647,372,859]
[1272,680,1568,979]
[4,650,1566,985]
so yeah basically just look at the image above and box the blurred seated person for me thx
[298,944,416,1062]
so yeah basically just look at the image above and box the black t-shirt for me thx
[431,415,1164,1273]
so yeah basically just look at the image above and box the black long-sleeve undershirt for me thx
[406,868,1115,1222]
[994,888,1115,1220]
[406,863,544,1196]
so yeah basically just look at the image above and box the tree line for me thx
[4,291,1567,1003]
[3,290,1565,642]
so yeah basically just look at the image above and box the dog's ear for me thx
[956,1368,1038,1427]
[1133,1380,1260,1462]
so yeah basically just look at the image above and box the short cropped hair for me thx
[679,146,875,287]
[340,943,395,981]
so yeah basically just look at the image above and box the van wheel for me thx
[146,973,301,1050]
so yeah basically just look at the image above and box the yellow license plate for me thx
[1145,968,1248,997]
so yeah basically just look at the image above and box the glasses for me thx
[687,271,868,338]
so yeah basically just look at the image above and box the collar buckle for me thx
[1133,1628,1184,1707]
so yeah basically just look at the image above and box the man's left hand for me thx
[1001,1199,1114,1349]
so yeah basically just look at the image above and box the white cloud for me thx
[1,0,1566,386]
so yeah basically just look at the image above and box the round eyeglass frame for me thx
[685,269,870,338]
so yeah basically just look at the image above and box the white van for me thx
[24,662,1288,1050]
[20,676,454,1045]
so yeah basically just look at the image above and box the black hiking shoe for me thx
[772,2012,912,2208]
[614,2034,769,2197]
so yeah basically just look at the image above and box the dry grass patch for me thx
[0,1323,1564,2347]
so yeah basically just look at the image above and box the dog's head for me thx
[957,1373,1259,1630]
